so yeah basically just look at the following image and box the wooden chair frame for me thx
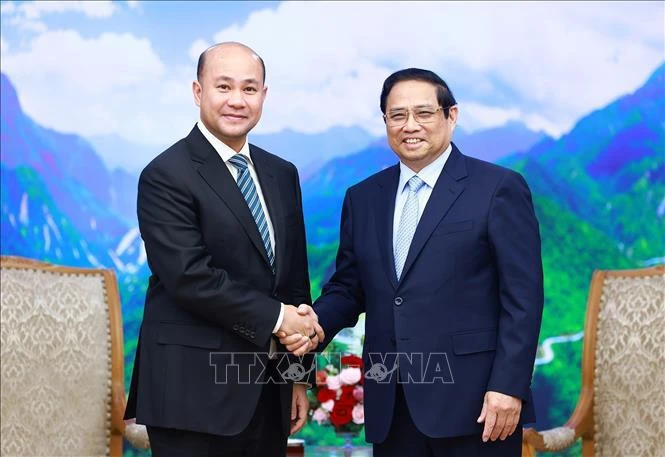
[522,264,665,456]
[1,255,127,456]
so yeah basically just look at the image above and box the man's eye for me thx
[390,113,406,121]
[244,87,257,93]
[417,111,434,117]
[218,84,230,90]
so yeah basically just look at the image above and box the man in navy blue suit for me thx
[282,68,544,456]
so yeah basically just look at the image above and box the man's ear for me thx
[192,80,202,107]
[448,105,459,126]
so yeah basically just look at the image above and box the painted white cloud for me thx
[16,1,116,20]
[2,0,118,36]
[0,1,16,15]
[0,36,7,54]
[189,38,211,63]
[0,1,662,173]
[208,1,664,136]
[8,15,47,33]
[0,29,197,152]
[461,103,522,132]
[2,30,164,93]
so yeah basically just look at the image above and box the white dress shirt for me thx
[197,121,284,334]
[393,144,452,251]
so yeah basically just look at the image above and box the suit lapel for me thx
[375,165,400,290]
[398,144,468,284]
[188,127,271,268]
[250,145,286,280]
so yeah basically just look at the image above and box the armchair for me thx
[0,256,148,456]
[522,265,665,456]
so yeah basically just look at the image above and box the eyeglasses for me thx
[383,105,455,127]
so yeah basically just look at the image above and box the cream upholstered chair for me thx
[0,256,148,456]
[522,265,665,457]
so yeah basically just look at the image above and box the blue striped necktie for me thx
[394,175,426,280]
[228,154,275,272]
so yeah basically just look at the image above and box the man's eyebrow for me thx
[388,104,437,112]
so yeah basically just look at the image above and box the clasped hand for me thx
[276,304,324,356]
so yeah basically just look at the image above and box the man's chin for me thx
[218,126,251,140]
[398,150,428,163]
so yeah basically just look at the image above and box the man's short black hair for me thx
[380,68,456,118]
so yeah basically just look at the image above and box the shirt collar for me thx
[398,143,452,192]
[197,120,252,165]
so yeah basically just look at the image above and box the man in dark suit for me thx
[282,68,544,456]
[124,42,323,457]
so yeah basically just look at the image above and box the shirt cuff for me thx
[272,303,285,334]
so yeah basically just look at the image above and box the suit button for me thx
[394,297,403,306]
[250,332,256,339]
[232,324,239,331]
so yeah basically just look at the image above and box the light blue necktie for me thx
[228,154,275,272]
[394,175,425,280]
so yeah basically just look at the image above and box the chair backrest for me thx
[589,266,665,457]
[0,256,126,456]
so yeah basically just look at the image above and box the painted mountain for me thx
[251,126,379,180]
[301,126,549,245]
[89,126,380,183]
[0,72,148,386]
[1,60,663,454]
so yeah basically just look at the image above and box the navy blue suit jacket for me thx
[314,143,544,442]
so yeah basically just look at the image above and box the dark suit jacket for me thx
[314,143,544,443]
[124,125,311,437]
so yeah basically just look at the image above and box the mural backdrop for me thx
[1,1,663,456]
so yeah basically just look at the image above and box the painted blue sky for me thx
[1,1,663,152]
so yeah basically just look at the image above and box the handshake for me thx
[275,304,324,356]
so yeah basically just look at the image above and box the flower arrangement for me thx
[309,354,364,434]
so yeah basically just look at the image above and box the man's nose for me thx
[227,90,246,107]
[403,113,421,132]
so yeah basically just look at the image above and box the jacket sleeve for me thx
[314,189,366,349]
[486,170,544,401]
[281,163,315,381]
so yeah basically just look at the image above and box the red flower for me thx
[338,385,356,406]
[316,388,336,403]
[315,370,328,386]
[330,401,353,427]
[341,354,363,368]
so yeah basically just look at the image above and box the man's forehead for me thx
[208,51,259,66]
[207,50,261,69]
[208,42,255,57]
[212,75,261,84]
[388,81,437,101]
[204,56,263,79]
[386,94,438,109]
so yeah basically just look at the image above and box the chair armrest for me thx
[124,420,150,450]
[112,379,150,450]
[523,374,594,453]
[523,426,577,452]
[111,381,127,435]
